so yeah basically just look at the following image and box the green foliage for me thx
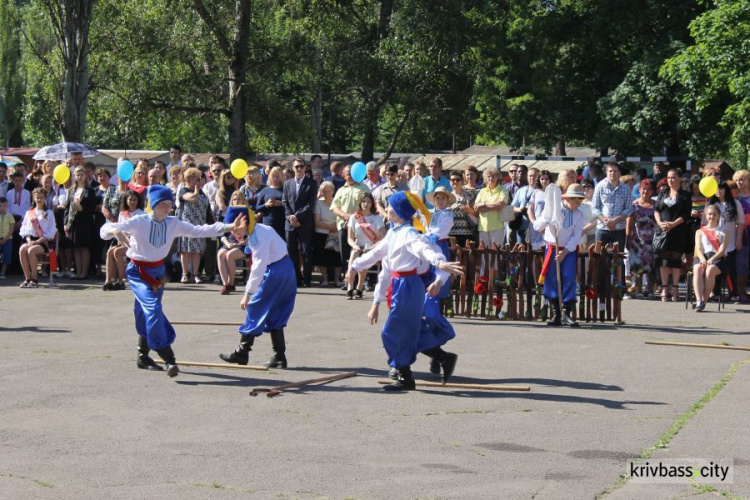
[662,0,750,168]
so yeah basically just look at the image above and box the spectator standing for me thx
[65,167,97,279]
[166,166,182,195]
[215,169,237,221]
[732,170,750,300]
[627,179,657,298]
[282,158,318,287]
[7,171,30,224]
[375,164,409,222]
[706,181,744,300]
[177,167,210,283]
[329,161,346,191]
[592,162,633,250]
[579,178,597,247]
[527,170,553,253]
[362,161,385,193]
[423,158,451,210]
[128,164,149,196]
[510,167,539,244]
[165,144,182,176]
[503,164,528,202]
[652,162,665,183]
[0,163,9,197]
[0,197,12,278]
[92,168,115,278]
[474,166,510,248]
[314,181,342,287]
[202,156,225,283]
[239,165,265,209]
[255,166,286,239]
[654,169,691,301]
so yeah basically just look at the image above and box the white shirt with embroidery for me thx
[101,214,227,262]
[244,223,289,295]
[20,208,57,239]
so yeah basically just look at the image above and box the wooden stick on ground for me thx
[645,341,750,352]
[171,321,244,326]
[377,380,531,391]
[153,360,268,371]
[250,371,358,398]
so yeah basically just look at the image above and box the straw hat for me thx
[562,183,585,199]
[426,186,457,206]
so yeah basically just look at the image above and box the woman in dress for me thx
[345,192,385,299]
[692,204,727,311]
[255,166,286,239]
[65,167,97,279]
[447,170,478,248]
[654,169,692,301]
[177,167,210,283]
[627,179,657,298]
[18,188,57,288]
[313,181,342,287]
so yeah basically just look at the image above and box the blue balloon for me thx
[118,160,134,182]
[351,161,367,183]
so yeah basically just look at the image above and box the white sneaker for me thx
[195,276,203,284]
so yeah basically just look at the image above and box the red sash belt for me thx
[131,259,165,290]
[388,269,418,307]
[392,269,417,278]
[438,238,448,243]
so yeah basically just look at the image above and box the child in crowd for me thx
[18,188,57,288]
[101,185,246,377]
[7,171,30,230]
[103,190,143,291]
[220,207,296,369]
[533,184,585,327]
[345,192,385,299]
[217,191,249,295]
[352,191,463,391]
[426,186,455,299]
[0,197,14,278]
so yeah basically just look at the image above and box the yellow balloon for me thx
[699,176,718,198]
[230,159,249,179]
[53,164,70,185]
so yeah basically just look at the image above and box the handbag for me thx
[500,205,515,223]
[652,230,667,253]
[325,232,340,251]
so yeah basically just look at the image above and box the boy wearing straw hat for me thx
[352,191,463,391]
[219,205,297,369]
[101,185,247,377]
[534,183,585,327]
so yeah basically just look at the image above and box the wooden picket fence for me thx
[444,239,625,323]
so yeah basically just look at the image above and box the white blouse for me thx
[20,208,57,240]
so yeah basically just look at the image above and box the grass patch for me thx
[0,473,53,488]
[596,359,748,499]
[192,482,253,493]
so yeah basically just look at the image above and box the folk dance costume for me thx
[533,184,585,327]
[352,191,448,391]
[220,207,296,368]
[425,186,456,300]
[373,251,458,383]
[101,185,235,377]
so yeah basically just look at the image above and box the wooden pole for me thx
[645,341,750,352]
[171,321,244,326]
[153,360,268,371]
[378,380,530,391]
[250,371,358,397]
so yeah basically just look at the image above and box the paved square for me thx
[1,281,748,499]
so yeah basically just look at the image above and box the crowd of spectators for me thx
[0,152,748,309]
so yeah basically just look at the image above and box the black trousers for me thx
[287,227,314,285]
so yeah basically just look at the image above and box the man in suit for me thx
[283,158,318,287]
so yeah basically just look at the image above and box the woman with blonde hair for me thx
[65,166,97,279]
[473,166,510,247]
[556,168,578,193]
[177,167,210,283]
[215,169,237,220]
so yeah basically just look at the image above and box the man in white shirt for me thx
[165,144,182,176]
[201,155,225,283]
[363,161,385,192]
[7,171,30,223]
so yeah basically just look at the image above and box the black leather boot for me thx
[383,366,416,391]
[136,336,163,371]
[155,346,179,377]
[561,302,580,327]
[421,347,442,375]
[439,351,458,384]
[220,335,254,365]
[266,329,287,368]
[547,301,562,326]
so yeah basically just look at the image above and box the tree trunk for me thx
[311,89,322,153]
[47,0,93,142]
[554,139,566,156]
[226,0,251,160]
[360,101,379,163]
